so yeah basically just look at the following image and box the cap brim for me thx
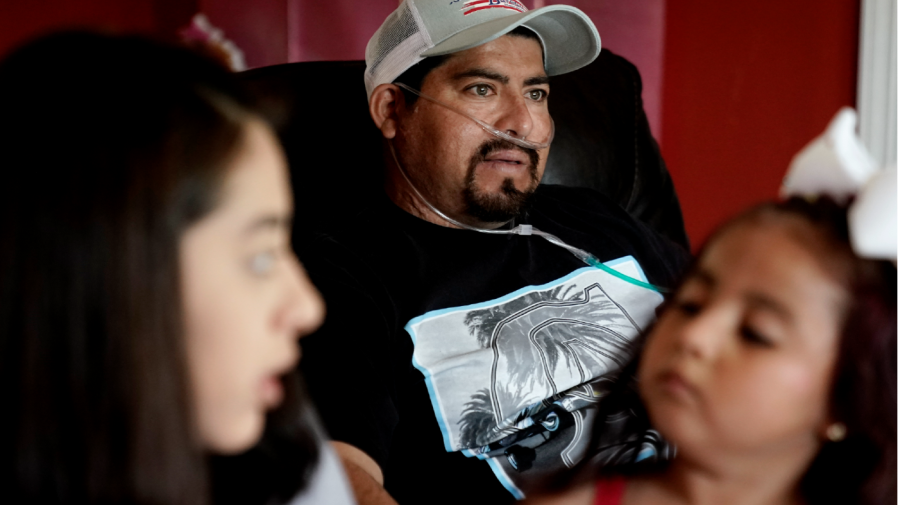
[420,5,601,76]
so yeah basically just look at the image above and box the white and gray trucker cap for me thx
[364,0,601,99]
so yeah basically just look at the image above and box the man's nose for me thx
[492,92,535,141]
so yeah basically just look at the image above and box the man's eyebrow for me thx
[524,75,550,86]
[451,68,509,84]
[243,214,293,235]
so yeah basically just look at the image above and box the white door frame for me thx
[857,0,897,167]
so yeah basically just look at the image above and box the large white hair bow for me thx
[781,107,897,262]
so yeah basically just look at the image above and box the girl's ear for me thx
[369,83,404,140]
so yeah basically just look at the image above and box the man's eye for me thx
[528,89,547,101]
[470,84,491,96]
[248,251,277,276]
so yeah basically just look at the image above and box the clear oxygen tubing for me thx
[394,82,554,151]
[386,141,669,293]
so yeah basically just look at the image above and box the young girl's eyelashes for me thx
[740,325,774,348]
[672,291,778,348]
[671,286,707,316]
[668,273,714,319]
[675,299,703,316]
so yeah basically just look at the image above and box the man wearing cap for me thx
[297,1,688,503]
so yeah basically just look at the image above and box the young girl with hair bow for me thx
[528,108,896,505]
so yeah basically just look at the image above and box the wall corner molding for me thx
[857,0,897,166]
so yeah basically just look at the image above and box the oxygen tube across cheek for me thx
[395,82,554,151]
[387,140,669,294]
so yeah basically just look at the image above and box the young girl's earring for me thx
[825,422,847,442]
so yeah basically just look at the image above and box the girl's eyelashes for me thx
[671,290,778,348]
[670,278,710,317]
[675,299,702,316]
[740,325,774,348]
[671,286,706,316]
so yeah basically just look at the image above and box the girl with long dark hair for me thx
[0,32,352,504]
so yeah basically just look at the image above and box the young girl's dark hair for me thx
[0,32,317,504]
[717,197,896,505]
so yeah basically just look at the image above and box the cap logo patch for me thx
[462,0,528,16]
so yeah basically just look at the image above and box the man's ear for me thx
[369,83,404,140]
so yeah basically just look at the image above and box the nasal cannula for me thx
[385,91,669,295]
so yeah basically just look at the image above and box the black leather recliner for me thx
[240,48,689,249]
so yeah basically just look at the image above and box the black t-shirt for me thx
[298,185,689,504]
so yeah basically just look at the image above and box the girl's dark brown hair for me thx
[0,32,317,504]
[711,196,897,505]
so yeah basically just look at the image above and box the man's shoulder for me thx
[530,184,691,286]
[299,198,401,253]
[529,184,645,228]
[295,199,432,298]
[532,184,626,213]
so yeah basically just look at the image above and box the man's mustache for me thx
[470,139,541,170]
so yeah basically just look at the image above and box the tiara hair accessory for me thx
[781,107,896,262]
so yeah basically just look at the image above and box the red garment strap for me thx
[594,476,626,505]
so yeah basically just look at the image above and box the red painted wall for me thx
[660,1,860,248]
[0,0,154,58]
[291,0,395,63]
[540,0,667,143]
[0,0,202,59]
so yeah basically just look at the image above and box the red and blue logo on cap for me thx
[462,0,528,16]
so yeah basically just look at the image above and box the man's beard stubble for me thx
[462,139,541,224]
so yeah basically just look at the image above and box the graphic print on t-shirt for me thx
[405,257,666,498]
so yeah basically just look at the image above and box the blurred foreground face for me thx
[638,220,846,463]
[180,119,325,453]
